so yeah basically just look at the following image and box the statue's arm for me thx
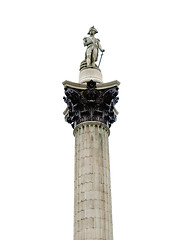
[97,39,105,52]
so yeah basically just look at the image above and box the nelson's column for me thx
[63,26,120,240]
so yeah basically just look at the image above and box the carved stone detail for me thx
[63,80,119,128]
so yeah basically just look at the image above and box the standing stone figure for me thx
[81,26,105,69]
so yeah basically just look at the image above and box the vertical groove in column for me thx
[84,123,88,240]
[97,125,102,240]
[106,130,111,240]
[74,132,77,240]
[106,130,113,240]
[103,127,108,240]
[74,128,78,240]
[104,129,108,240]
[77,127,80,240]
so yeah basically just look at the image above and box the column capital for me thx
[63,80,120,129]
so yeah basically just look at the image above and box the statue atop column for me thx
[80,26,105,70]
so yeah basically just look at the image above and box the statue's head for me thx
[87,26,98,36]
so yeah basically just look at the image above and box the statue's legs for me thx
[85,46,98,67]
[86,54,91,66]
[92,48,98,67]
[86,45,94,67]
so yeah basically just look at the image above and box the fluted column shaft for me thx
[73,121,113,240]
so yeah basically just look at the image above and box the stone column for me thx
[63,77,120,240]
[73,121,113,240]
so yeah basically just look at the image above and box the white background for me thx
[0,0,180,239]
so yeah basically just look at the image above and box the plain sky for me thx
[0,0,180,239]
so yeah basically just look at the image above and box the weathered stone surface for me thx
[73,121,113,240]
[79,67,103,84]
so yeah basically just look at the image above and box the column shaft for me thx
[73,121,113,240]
